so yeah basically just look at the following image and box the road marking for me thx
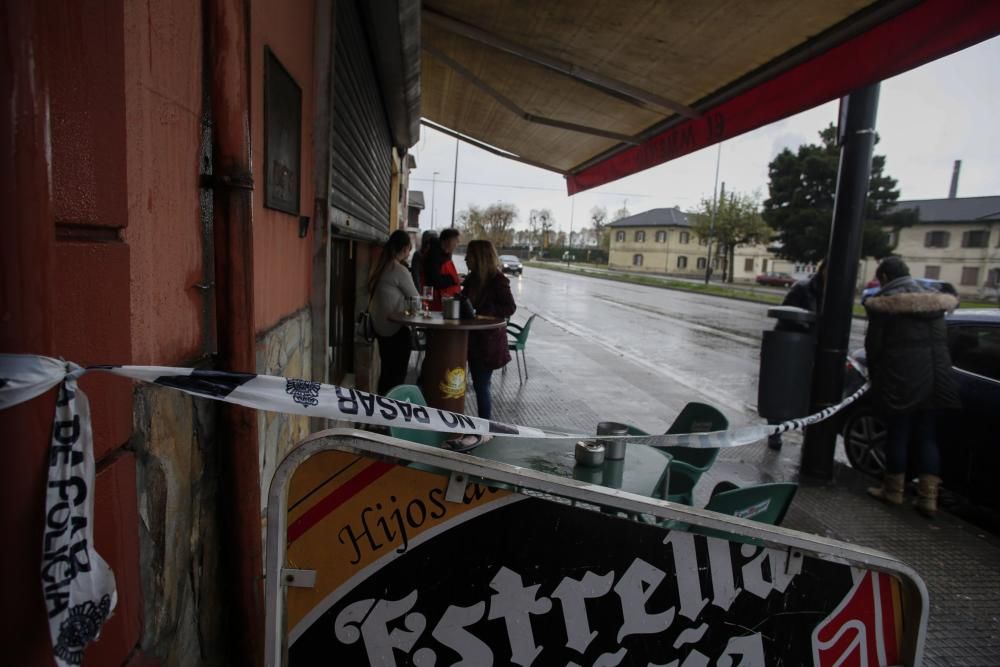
[533,310,751,414]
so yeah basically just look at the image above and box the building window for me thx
[961,266,980,286]
[635,231,646,242]
[988,268,1000,287]
[744,258,754,272]
[924,265,941,280]
[677,256,688,269]
[655,231,667,243]
[762,259,769,272]
[633,254,643,267]
[679,231,690,244]
[948,326,1000,382]
[886,231,898,247]
[924,231,950,248]
[962,230,989,248]
[698,237,708,246]
[697,257,707,269]
[616,231,625,242]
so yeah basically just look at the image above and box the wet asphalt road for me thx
[504,265,866,415]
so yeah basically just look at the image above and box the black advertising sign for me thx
[282,450,907,666]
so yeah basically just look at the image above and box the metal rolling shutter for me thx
[330,0,393,241]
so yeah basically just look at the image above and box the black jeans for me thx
[377,327,412,395]
[885,410,941,476]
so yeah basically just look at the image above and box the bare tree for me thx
[590,206,610,250]
[458,202,518,248]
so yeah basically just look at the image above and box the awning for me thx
[420,0,1000,194]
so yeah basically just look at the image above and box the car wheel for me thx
[842,407,888,477]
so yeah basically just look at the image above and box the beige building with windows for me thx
[608,207,800,281]
[859,195,1000,298]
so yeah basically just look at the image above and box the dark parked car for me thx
[500,254,523,276]
[755,272,796,287]
[841,309,1000,512]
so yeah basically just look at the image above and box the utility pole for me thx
[449,138,459,228]
[567,197,575,265]
[704,143,722,284]
[431,171,439,229]
[801,83,881,480]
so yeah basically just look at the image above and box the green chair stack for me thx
[704,481,798,525]
[655,402,728,505]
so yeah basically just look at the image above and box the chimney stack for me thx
[948,160,961,199]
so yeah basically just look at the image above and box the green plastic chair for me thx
[704,481,798,525]
[505,314,537,384]
[385,385,446,447]
[654,402,728,505]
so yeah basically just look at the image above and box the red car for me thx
[755,272,796,287]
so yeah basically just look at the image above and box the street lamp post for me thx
[431,171,439,229]
[450,138,459,228]
[704,143,722,285]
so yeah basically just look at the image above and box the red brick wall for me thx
[251,0,317,334]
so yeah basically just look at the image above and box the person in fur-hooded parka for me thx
[863,256,960,517]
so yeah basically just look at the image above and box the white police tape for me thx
[0,353,869,663]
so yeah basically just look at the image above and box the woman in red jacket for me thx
[462,240,517,423]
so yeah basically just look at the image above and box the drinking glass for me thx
[421,286,433,316]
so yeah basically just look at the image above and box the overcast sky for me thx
[409,36,1000,234]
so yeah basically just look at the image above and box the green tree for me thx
[458,202,517,248]
[762,124,915,263]
[691,190,772,283]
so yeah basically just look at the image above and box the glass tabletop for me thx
[471,434,672,500]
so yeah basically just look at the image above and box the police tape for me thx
[1,354,870,448]
[0,353,869,663]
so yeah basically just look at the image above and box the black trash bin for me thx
[757,306,817,422]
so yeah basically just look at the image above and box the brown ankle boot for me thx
[915,474,942,517]
[868,473,905,505]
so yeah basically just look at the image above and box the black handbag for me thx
[356,293,376,343]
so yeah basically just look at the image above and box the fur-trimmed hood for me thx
[864,286,958,316]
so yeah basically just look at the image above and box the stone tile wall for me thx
[256,307,313,509]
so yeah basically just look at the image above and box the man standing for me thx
[864,256,959,517]
[422,228,462,311]
[410,229,437,291]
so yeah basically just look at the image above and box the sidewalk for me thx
[463,309,1000,666]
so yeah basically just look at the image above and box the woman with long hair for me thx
[369,230,419,394]
[461,240,517,431]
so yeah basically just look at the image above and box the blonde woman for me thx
[462,240,517,423]
[369,230,419,394]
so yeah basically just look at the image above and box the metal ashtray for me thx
[574,440,605,467]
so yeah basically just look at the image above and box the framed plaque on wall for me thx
[264,47,301,215]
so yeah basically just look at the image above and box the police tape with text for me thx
[0,352,869,664]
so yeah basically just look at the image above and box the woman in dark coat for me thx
[864,256,960,516]
[462,240,516,423]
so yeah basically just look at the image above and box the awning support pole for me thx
[801,83,880,481]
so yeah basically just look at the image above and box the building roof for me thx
[608,207,690,228]
[892,195,1000,223]
[408,190,425,209]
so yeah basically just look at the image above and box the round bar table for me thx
[388,312,506,413]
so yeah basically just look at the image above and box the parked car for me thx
[755,272,796,287]
[840,309,1000,512]
[860,278,958,304]
[500,254,523,276]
